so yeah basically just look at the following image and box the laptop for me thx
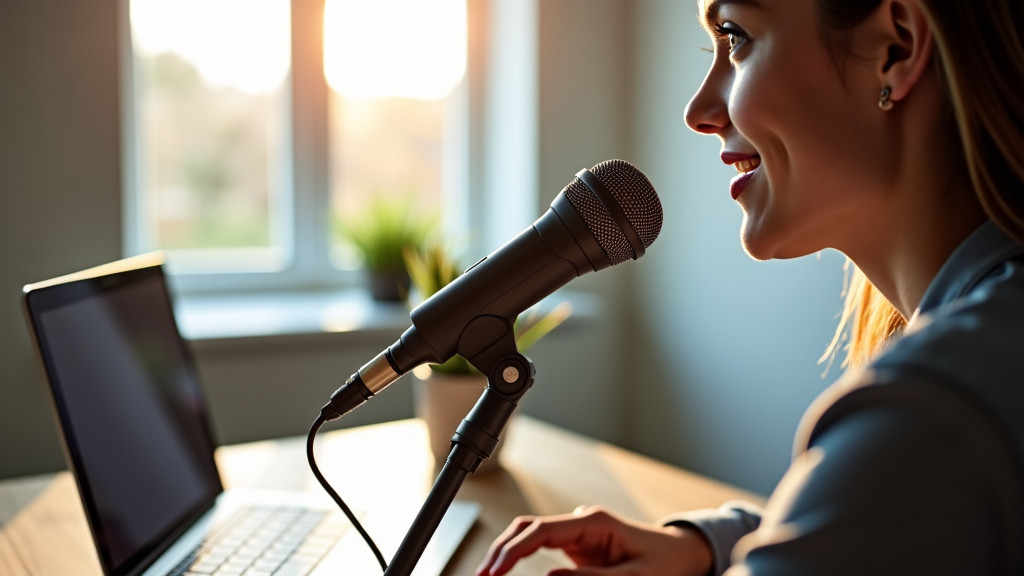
[22,253,479,576]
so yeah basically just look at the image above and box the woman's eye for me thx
[713,22,747,53]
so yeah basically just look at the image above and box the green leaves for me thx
[513,301,573,354]
[403,241,462,299]
[336,196,436,271]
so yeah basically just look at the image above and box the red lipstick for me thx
[720,152,760,200]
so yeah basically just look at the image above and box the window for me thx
[124,0,469,292]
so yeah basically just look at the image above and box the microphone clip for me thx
[451,314,535,469]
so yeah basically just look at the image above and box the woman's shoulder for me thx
[789,259,1024,533]
[778,363,1024,575]
[820,256,1024,438]
[877,254,1024,390]
[793,255,1024,478]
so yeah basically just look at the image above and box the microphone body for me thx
[390,191,609,373]
[323,159,662,421]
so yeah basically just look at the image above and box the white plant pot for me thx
[411,369,505,474]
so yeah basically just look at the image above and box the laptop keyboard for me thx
[170,505,354,576]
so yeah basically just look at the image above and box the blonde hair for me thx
[823,265,905,371]
[819,0,1024,369]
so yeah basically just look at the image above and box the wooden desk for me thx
[0,417,763,575]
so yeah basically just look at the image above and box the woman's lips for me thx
[730,170,756,200]
[723,154,761,200]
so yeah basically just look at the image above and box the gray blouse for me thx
[666,221,1024,575]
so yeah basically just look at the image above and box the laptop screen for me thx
[24,258,222,575]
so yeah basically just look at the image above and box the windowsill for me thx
[174,288,412,343]
[174,289,597,347]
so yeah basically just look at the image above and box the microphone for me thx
[321,159,662,421]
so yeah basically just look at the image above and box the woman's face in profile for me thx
[685,0,895,263]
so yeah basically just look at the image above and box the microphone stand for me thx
[383,319,535,576]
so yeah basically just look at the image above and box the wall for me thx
[0,0,124,478]
[533,0,637,445]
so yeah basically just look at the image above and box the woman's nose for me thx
[685,70,730,135]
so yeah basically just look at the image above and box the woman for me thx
[476,0,1024,574]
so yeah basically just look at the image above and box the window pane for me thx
[323,0,466,100]
[328,96,446,266]
[323,0,467,269]
[129,0,291,269]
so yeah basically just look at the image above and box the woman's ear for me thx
[862,0,934,104]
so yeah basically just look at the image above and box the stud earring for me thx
[878,86,893,111]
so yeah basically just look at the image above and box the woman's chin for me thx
[739,226,816,262]
[738,224,775,262]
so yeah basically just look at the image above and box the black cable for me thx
[306,413,388,572]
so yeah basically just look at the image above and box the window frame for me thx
[120,0,471,295]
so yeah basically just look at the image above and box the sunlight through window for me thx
[130,0,289,95]
[128,0,290,268]
[126,0,469,285]
[324,0,468,269]
[323,0,467,100]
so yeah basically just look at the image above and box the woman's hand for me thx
[475,505,714,576]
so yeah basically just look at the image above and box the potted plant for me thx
[404,240,572,472]
[335,195,436,301]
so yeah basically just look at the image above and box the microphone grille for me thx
[564,159,663,265]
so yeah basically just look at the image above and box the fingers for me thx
[477,512,584,576]
[476,507,619,576]
[477,515,537,576]
[477,507,713,576]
